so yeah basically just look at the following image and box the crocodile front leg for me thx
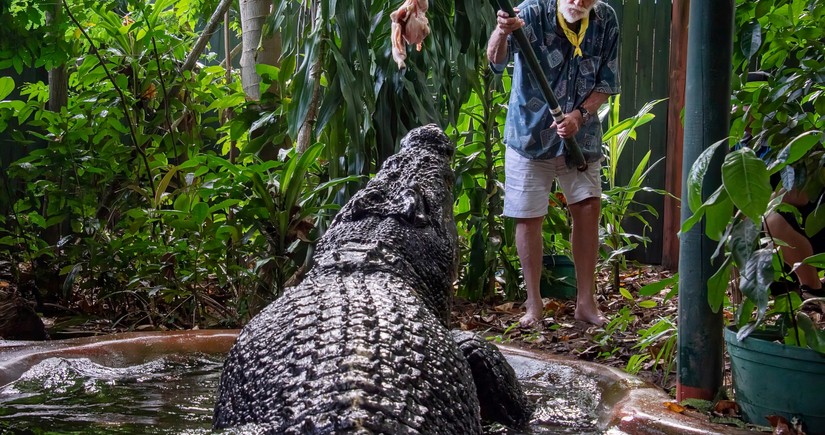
[451,330,534,428]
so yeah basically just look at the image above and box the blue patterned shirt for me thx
[491,0,621,162]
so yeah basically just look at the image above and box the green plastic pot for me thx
[540,254,577,300]
[724,326,825,434]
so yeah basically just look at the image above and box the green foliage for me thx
[600,96,668,289]
[264,0,497,176]
[451,69,516,301]
[593,305,637,358]
[684,130,823,346]
[683,0,825,351]
[627,317,677,386]
[0,0,357,328]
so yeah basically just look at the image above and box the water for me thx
[0,355,223,434]
[0,354,608,434]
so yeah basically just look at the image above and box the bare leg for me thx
[569,197,606,326]
[515,216,545,327]
[765,212,821,290]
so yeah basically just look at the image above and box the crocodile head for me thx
[313,124,457,324]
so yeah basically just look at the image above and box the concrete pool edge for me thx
[496,342,752,434]
[1,330,752,434]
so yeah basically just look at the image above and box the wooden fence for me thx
[606,0,682,266]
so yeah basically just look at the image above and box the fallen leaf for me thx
[766,415,796,435]
[664,401,685,413]
[544,299,565,311]
[494,302,517,313]
[713,400,739,416]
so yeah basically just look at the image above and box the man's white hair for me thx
[558,0,600,23]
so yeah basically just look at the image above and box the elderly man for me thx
[487,0,620,327]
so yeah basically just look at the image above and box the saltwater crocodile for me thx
[213,124,532,433]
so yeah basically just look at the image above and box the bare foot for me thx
[574,305,606,327]
[519,299,544,327]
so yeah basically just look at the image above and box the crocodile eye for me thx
[397,187,429,227]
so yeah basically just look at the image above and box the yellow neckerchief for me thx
[556,7,589,57]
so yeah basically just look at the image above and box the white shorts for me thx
[503,147,602,219]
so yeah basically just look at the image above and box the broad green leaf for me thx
[739,20,762,60]
[638,275,679,296]
[729,218,758,269]
[637,300,657,309]
[256,64,281,81]
[0,77,14,100]
[680,205,706,235]
[797,313,825,353]
[722,148,771,223]
[619,287,633,300]
[686,139,726,213]
[704,195,733,241]
[707,256,732,313]
[191,202,208,226]
[208,199,242,214]
[173,194,190,212]
[768,131,823,174]
[754,0,772,18]
[802,253,825,268]
[29,212,46,229]
[216,225,241,243]
[804,206,825,238]
[737,298,756,329]
[680,185,727,234]
[738,248,773,330]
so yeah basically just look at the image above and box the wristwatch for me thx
[577,106,592,123]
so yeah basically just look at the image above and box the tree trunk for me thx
[181,0,234,73]
[45,0,68,249]
[239,0,282,101]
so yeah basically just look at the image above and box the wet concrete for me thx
[0,331,752,434]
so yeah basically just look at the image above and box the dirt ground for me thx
[452,265,682,392]
[453,263,825,435]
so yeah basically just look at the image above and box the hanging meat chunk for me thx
[390,0,430,69]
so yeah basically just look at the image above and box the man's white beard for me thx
[560,1,594,23]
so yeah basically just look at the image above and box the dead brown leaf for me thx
[493,302,517,313]
[712,400,739,416]
[664,401,686,413]
[766,415,799,435]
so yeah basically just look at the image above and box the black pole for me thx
[677,0,734,401]
[494,0,587,170]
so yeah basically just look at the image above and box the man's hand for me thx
[550,110,584,139]
[487,8,523,64]
[495,8,524,35]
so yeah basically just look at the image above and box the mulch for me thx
[452,265,680,393]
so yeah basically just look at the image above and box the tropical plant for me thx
[683,131,824,351]
[451,68,515,301]
[0,0,361,328]
[628,317,677,386]
[262,0,496,180]
[680,0,825,352]
[599,96,668,292]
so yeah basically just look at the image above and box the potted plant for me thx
[683,82,825,432]
[540,189,577,300]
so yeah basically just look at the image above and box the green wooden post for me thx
[677,0,734,401]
